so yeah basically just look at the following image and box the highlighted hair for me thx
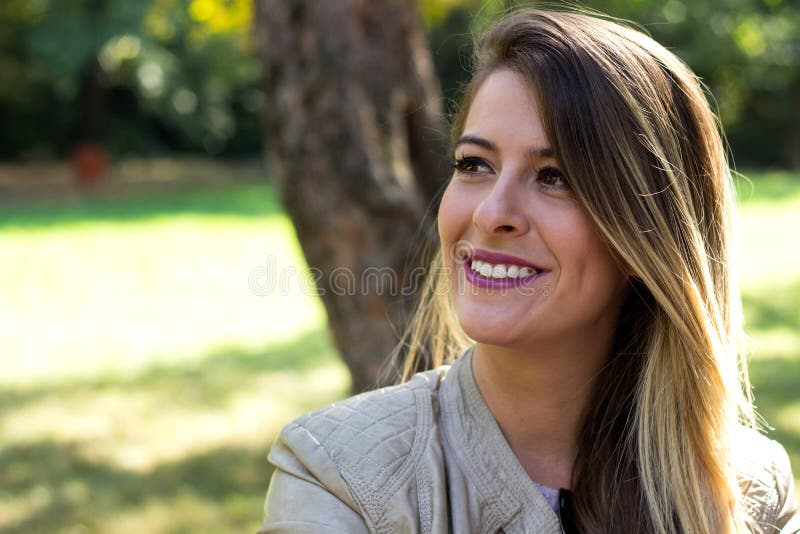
[396,9,757,533]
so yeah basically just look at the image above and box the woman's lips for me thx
[468,248,545,271]
[461,250,547,290]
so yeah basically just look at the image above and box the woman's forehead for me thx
[462,69,546,140]
[459,70,552,156]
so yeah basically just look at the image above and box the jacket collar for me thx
[440,347,563,533]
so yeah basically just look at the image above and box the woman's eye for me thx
[452,156,491,175]
[537,166,569,189]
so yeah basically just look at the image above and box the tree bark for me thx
[254,0,450,392]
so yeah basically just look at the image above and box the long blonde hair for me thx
[395,9,757,533]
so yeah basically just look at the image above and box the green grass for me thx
[0,167,350,533]
[0,182,283,230]
[0,164,797,532]
[734,172,800,504]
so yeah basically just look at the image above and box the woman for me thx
[260,9,799,533]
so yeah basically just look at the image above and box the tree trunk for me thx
[254,0,450,392]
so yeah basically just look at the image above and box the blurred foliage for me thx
[0,0,261,159]
[423,0,800,168]
[0,0,798,166]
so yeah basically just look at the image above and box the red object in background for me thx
[71,143,108,187]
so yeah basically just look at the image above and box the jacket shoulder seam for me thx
[292,369,444,525]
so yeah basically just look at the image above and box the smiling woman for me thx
[440,69,629,364]
[259,9,799,533]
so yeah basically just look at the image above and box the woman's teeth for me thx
[469,259,538,279]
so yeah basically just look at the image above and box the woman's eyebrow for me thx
[528,146,554,159]
[454,135,496,151]
[454,135,554,159]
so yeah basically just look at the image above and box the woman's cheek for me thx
[437,182,462,251]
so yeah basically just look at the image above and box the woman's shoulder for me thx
[264,365,451,530]
[732,426,799,531]
[282,365,450,452]
[270,364,450,480]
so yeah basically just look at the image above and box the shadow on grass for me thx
[0,327,349,532]
[0,181,283,230]
[749,355,800,469]
[0,440,271,533]
[742,278,800,480]
[0,327,340,419]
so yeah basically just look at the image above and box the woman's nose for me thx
[472,178,529,236]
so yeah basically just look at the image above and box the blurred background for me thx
[1,0,798,531]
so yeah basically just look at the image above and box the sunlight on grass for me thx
[735,171,800,501]
[775,402,800,435]
[0,214,326,385]
[107,492,256,534]
[736,206,800,286]
[744,329,800,360]
[0,173,353,532]
[2,360,348,472]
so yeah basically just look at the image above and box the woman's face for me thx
[438,69,629,350]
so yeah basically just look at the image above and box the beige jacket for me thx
[260,349,800,533]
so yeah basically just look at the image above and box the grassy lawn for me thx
[0,163,797,532]
[0,162,350,533]
[735,170,800,504]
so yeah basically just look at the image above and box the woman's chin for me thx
[458,320,525,348]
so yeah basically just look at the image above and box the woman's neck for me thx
[471,332,614,489]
